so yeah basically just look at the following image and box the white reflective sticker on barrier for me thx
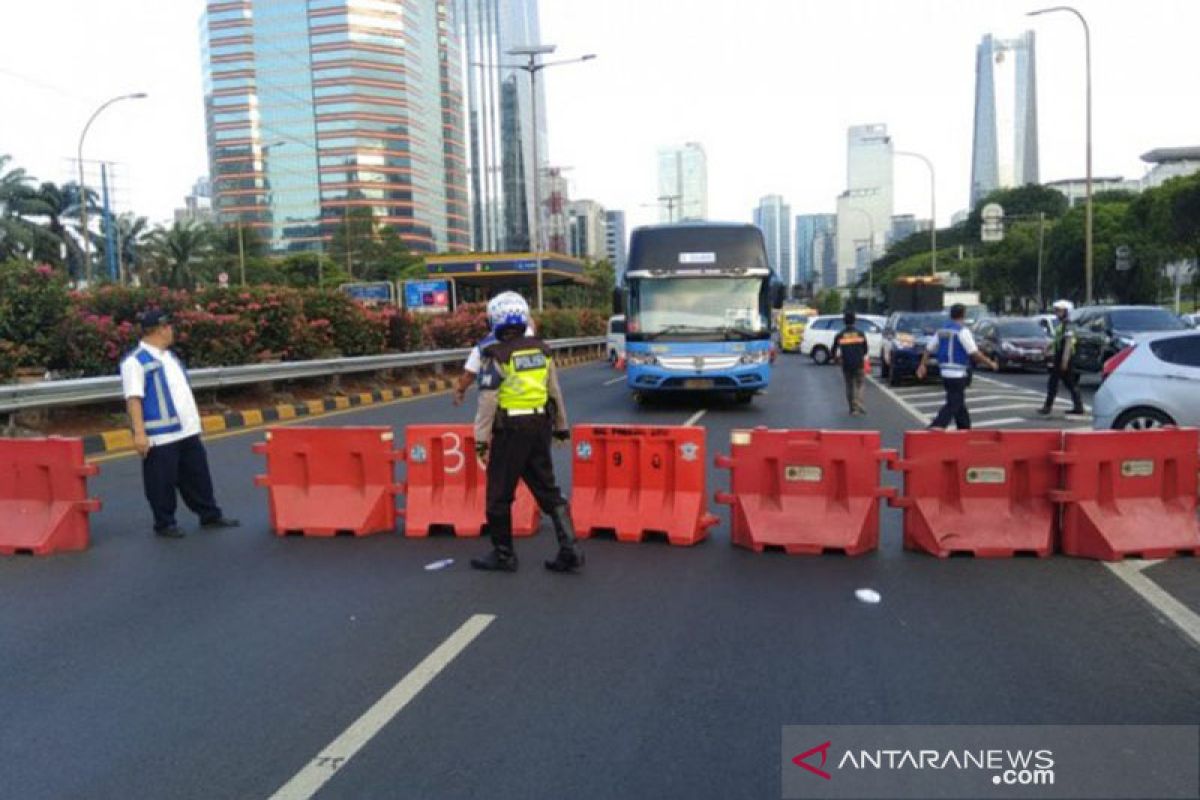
[576,440,593,461]
[1121,459,1155,478]
[785,465,823,482]
[680,442,699,462]
[731,430,752,446]
[410,445,428,464]
[965,467,1006,484]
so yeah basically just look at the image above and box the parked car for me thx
[972,317,1051,372]
[880,310,947,385]
[1070,305,1188,372]
[1182,312,1200,328]
[800,314,885,364]
[778,308,817,353]
[1092,331,1200,429]
[606,315,626,363]
[1033,313,1057,337]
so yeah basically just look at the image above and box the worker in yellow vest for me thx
[471,292,583,573]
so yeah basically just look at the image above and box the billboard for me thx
[403,279,454,314]
[340,282,395,305]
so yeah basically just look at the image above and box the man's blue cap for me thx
[137,309,173,329]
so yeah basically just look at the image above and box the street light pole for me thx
[506,46,597,311]
[77,92,147,285]
[895,150,937,275]
[1029,5,1093,304]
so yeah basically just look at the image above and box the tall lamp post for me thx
[78,92,147,285]
[505,45,596,311]
[895,150,937,276]
[1028,5,1093,304]
[845,206,876,312]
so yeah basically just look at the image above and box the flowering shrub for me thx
[0,261,71,367]
[197,287,307,358]
[0,339,27,381]
[301,291,387,356]
[172,311,259,368]
[76,285,191,325]
[52,313,139,377]
[423,303,489,349]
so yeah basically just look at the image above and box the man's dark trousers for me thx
[485,415,566,548]
[1044,367,1083,411]
[142,434,224,531]
[930,377,972,429]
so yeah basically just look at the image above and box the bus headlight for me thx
[739,350,770,365]
[627,352,658,366]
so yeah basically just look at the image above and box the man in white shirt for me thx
[916,304,997,430]
[120,310,239,538]
[452,321,535,406]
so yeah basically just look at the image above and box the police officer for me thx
[917,304,997,430]
[831,310,869,416]
[120,310,240,538]
[1039,299,1085,416]
[471,293,583,573]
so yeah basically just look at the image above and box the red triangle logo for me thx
[792,740,832,780]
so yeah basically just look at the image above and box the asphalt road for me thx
[1,355,1198,800]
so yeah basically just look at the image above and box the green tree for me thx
[145,220,213,288]
[277,252,349,288]
[0,154,43,262]
[814,288,843,314]
[965,183,1069,238]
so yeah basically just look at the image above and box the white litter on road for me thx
[855,588,882,604]
[424,558,455,571]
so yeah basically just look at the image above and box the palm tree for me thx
[28,181,98,273]
[0,154,43,262]
[145,219,213,288]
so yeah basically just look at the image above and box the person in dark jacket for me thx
[1039,299,1085,416]
[831,310,869,415]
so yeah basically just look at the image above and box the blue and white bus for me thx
[617,222,784,404]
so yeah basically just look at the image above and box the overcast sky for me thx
[2,0,1197,235]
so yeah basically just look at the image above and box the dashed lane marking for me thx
[602,375,626,386]
[970,417,1030,428]
[269,614,496,800]
[684,409,707,427]
[1104,562,1200,650]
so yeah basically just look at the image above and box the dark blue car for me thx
[880,311,948,386]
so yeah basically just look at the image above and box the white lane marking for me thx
[1131,559,1165,573]
[866,375,929,425]
[684,409,707,427]
[906,396,1033,409]
[896,390,948,400]
[269,614,496,800]
[1105,562,1200,649]
[602,376,626,386]
[963,403,1047,415]
[970,417,1029,428]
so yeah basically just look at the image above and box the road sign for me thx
[1115,245,1133,272]
[980,203,1004,242]
[402,279,454,314]
[340,281,395,305]
[981,203,1004,222]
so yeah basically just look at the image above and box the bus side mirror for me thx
[771,284,786,310]
[612,288,625,315]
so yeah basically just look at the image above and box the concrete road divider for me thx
[253,427,403,537]
[571,425,717,545]
[402,424,539,538]
[715,428,895,555]
[0,437,100,555]
[888,430,1060,558]
[1051,428,1200,560]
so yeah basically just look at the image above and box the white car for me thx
[606,315,626,363]
[800,314,886,365]
[1092,331,1200,429]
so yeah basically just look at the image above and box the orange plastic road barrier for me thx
[571,425,717,545]
[888,430,1061,557]
[714,428,895,555]
[1050,428,1200,560]
[253,427,403,536]
[402,424,540,537]
[0,437,100,555]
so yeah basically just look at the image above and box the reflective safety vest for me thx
[130,347,184,436]
[497,347,552,410]
[936,322,970,372]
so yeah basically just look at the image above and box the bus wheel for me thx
[735,391,754,404]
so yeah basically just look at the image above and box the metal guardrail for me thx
[0,336,606,414]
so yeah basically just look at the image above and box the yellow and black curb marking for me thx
[82,349,601,456]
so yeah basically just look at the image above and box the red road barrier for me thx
[253,427,402,536]
[714,428,895,555]
[402,424,540,537]
[0,437,100,555]
[570,425,717,545]
[1050,428,1200,560]
[888,430,1060,557]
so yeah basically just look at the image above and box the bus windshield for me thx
[628,277,769,340]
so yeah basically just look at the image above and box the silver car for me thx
[1092,331,1200,429]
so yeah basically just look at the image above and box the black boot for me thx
[545,504,584,573]
[473,512,518,572]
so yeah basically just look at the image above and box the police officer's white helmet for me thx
[1052,299,1074,313]
[487,291,530,333]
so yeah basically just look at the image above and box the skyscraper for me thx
[605,209,627,276]
[753,195,792,286]
[201,0,469,253]
[566,199,607,262]
[657,143,707,222]
[970,31,1039,208]
[794,213,836,290]
[460,0,546,253]
[836,124,893,286]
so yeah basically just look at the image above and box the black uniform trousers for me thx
[485,414,565,548]
[1044,367,1083,411]
[930,377,972,430]
[142,434,224,531]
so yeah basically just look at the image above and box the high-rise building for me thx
[605,209,627,275]
[460,0,546,252]
[815,224,838,293]
[753,195,792,286]
[566,199,607,262]
[970,31,1039,208]
[657,143,707,222]
[175,177,215,224]
[544,166,570,255]
[794,213,836,290]
[836,124,893,286]
[200,0,469,253]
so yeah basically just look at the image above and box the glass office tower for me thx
[970,31,1039,209]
